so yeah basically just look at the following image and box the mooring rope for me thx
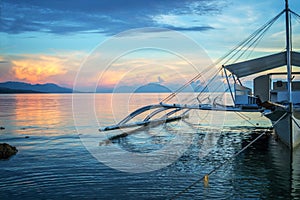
[170,112,288,200]
[234,111,259,127]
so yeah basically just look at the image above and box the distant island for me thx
[111,83,172,93]
[134,83,171,93]
[0,81,207,94]
[0,81,174,94]
[0,81,73,93]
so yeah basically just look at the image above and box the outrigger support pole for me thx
[223,67,235,105]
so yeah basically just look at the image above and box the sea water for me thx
[0,94,299,199]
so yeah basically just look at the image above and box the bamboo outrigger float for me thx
[100,0,300,149]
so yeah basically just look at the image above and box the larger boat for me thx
[100,0,300,149]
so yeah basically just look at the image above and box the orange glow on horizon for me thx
[99,70,125,87]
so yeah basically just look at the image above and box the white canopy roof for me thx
[224,51,300,77]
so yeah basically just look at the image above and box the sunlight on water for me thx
[0,94,299,199]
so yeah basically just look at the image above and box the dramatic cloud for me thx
[11,56,68,83]
[1,0,226,35]
[3,53,83,86]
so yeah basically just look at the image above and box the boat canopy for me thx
[224,51,300,78]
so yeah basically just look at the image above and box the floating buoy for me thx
[203,174,209,187]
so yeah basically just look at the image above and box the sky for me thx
[1,0,300,91]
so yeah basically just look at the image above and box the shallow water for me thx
[0,94,299,199]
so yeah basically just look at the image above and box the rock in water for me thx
[0,143,18,159]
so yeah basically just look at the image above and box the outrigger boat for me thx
[100,0,300,149]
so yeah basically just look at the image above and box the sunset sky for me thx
[1,0,300,91]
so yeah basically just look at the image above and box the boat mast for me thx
[285,0,292,103]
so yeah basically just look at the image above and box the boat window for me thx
[276,81,283,87]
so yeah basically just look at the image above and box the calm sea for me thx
[0,94,300,199]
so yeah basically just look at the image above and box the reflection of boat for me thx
[100,0,300,149]
[234,131,300,199]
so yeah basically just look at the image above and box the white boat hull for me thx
[293,109,300,148]
[265,108,300,148]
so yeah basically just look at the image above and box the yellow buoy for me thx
[203,174,209,187]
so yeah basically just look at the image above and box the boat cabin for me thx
[232,74,300,106]
[253,74,300,104]
[234,83,257,106]
[223,51,300,107]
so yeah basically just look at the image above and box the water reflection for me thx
[292,145,300,199]
[0,94,73,135]
[233,131,300,199]
[95,93,171,126]
[0,94,300,199]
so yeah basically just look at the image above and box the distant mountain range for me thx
[0,81,172,94]
[0,81,206,94]
[0,81,73,93]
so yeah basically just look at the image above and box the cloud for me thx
[1,0,226,35]
[0,51,86,87]
[165,25,213,32]
[98,70,127,87]
[11,56,68,83]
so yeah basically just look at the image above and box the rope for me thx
[292,116,300,129]
[161,9,285,105]
[233,14,280,63]
[290,10,300,20]
[222,10,284,65]
[170,112,288,200]
[196,67,225,102]
[234,112,258,127]
[161,65,222,103]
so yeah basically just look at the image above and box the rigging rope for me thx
[222,10,285,65]
[290,10,300,20]
[235,14,282,62]
[160,10,285,105]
